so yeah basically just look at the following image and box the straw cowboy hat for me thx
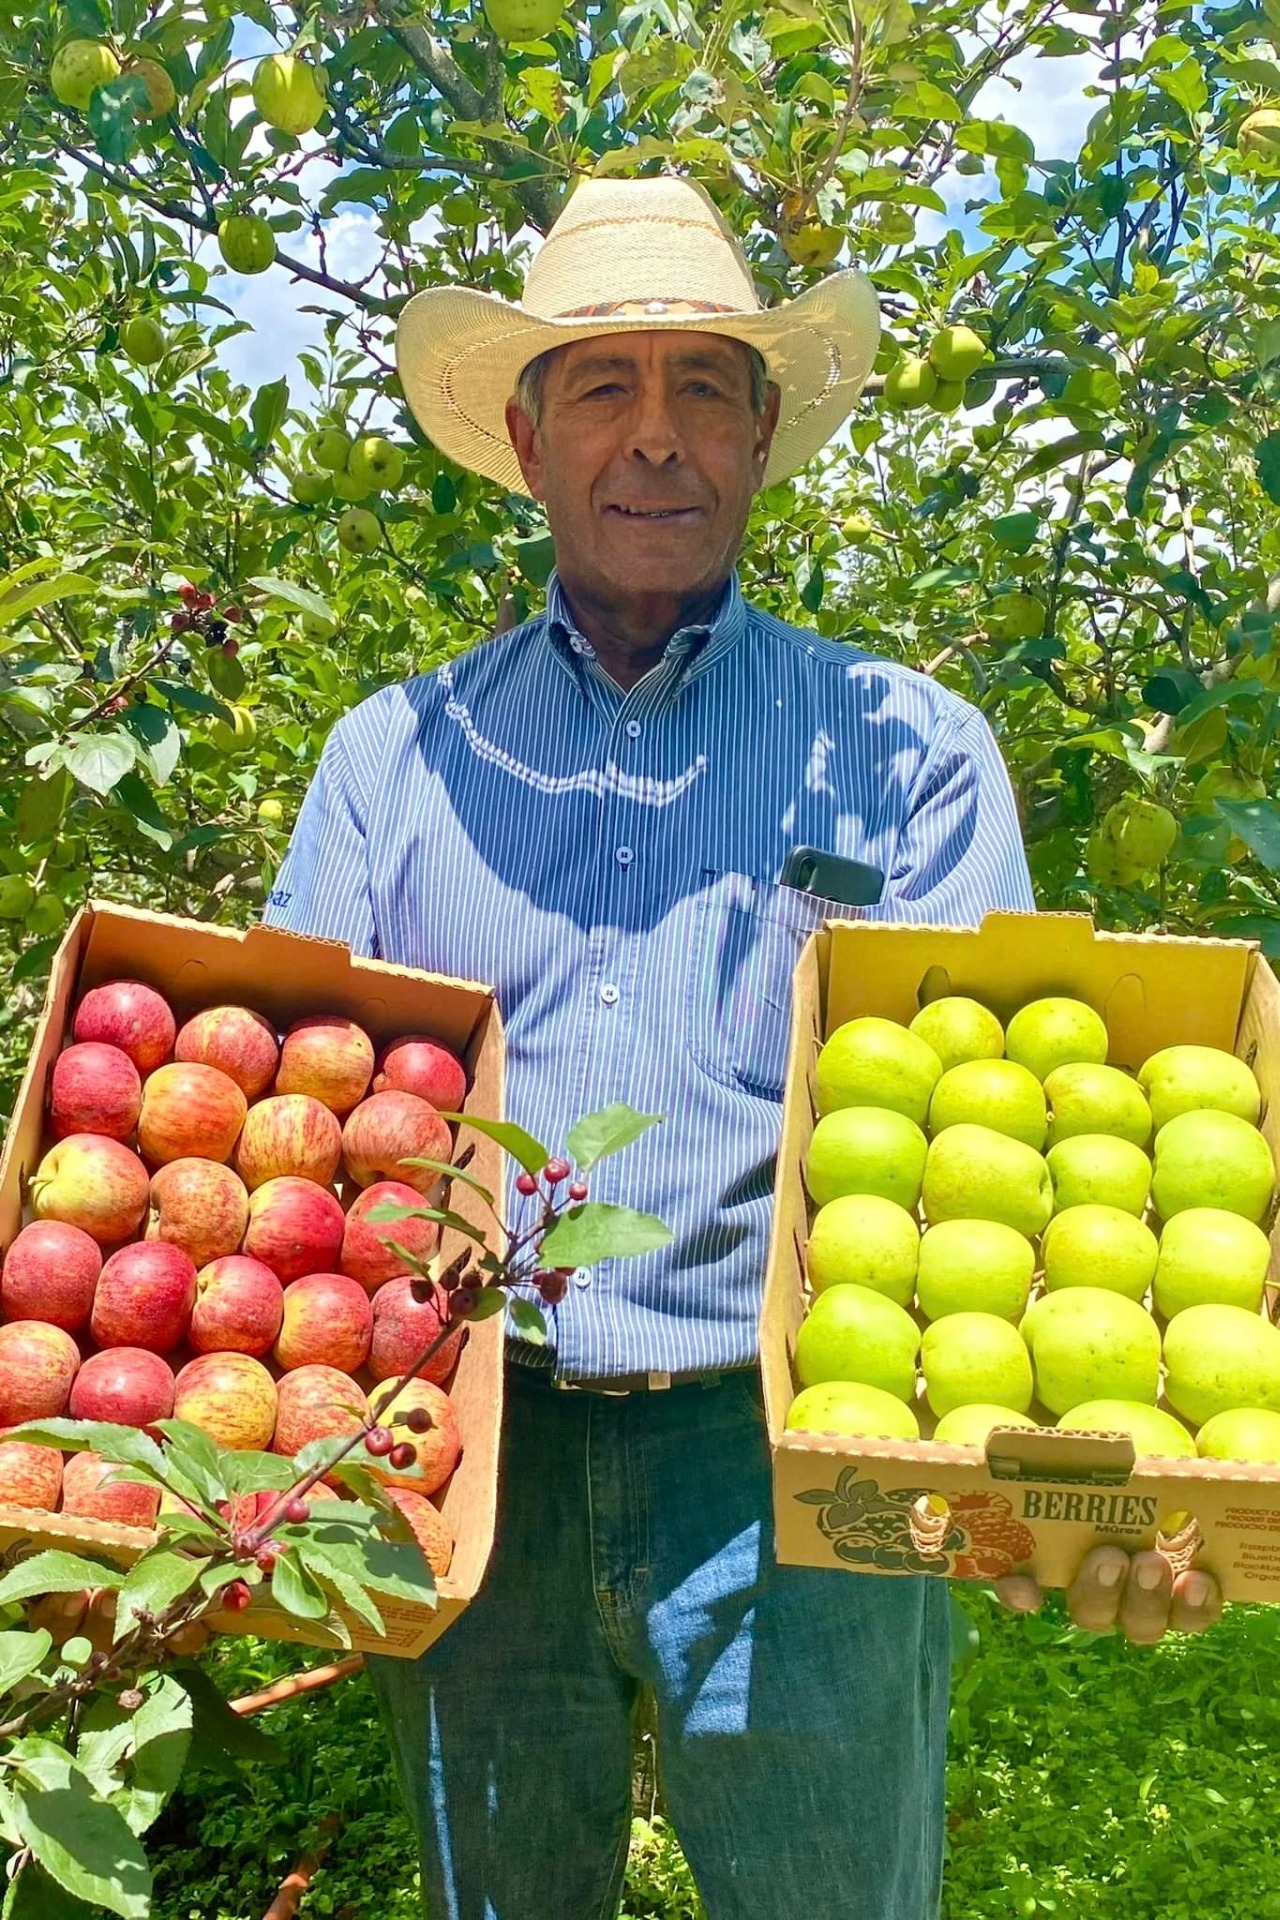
[395,173,880,495]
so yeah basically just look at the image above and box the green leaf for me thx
[123,1675,194,1834]
[397,1157,494,1205]
[1154,57,1207,115]
[270,1548,331,1620]
[1217,800,1280,871]
[61,732,136,798]
[249,376,289,450]
[0,1627,52,1696]
[298,1544,386,1635]
[990,512,1040,553]
[247,574,336,626]
[795,554,824,613]
[0,574,98,632]
[3,1862,97,1918]
[10,1420,167,1478]
[440,1114,549,1177]
[11,1740,151,1918]
[87,73,149,165]
[222,1450,299,1495]
[114,1547,210,1639]
[1016,432,1109,479]
[306,1525,436,1605]
[168,1660,283,1771]
[0,1553,125,1608]
[565,1103,664,1171]
[507,1296,548,1344]
[1256,434,1280,506]
[539,1203,673,1268]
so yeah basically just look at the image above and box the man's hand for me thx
[994,1545,1222,1643]
[27,1588,212,1658]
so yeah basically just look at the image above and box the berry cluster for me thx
[169,583,242,657]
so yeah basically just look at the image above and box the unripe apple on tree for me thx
[217,214,277,276]
[50,39,120,111]
[1100,795,1178,873]
[927,379,966,415]
[927,324,988,382]
[347,435,406,493]
[305,427,352,472]
[483,0,567,41]
[252,53,327,135]
[208,704,258,755]
[124,55,177,119]
[782,222,843,270]
[984,592,1044,643]
[290,468,333,506]
[882,356,937,410]
[337,507,382,553]
[1238,107,1280,166]
[74,978,175,1073]
[331,465,376,504]
[0,876,34,920]
[120,315,167,366]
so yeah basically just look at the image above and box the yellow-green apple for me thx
[217,214,275,275]
[175,1005,279,1099]
[0,1440,62,1512]
[49,1041,141,1141]
[815,1015,942,1126]
[922,1124,1053,1237]
[342,1091,453,1193]
[1004,996,1108,1083]
[123,54,177,119]
[794,1283,920,1400]
[1138,1043,1261,1132]
[908,995,1004,1072]
[931,1403,1037,1446]
[73,979,175,1074]
[243,1176,345,1282]
[147,1158,249,1268]
[91,1241,196,1353]
[174,1352,278,1450]
[1043,1062,1152,1149]
[927,1058,1047,1149]
[921,1312,1034,1416]
[69,1347,175,1427]
[883,356,937,409]
[138,1061,247,1166]
[1022,1286,1160,1414]
[120,316,166,365]
[274,1272,372,1373]
[31,1134,150,1243]
[368,1276,463,1384]
[235,1092,342,1189]
[804,1108,928,1211]
[1153,1208,1272,1318]
[374,1034,467,1112]
[251,52,326,134]
[1,1219,100,1329]
[928,323,988,381]
[1046,1133,1151,1216]
[1040,1204,1158,1301]
[785,1379,920,1440]
[347,435,405,493]
[340,1179,441,1295]
[1151,1109,1274,1223]
[336,507,381,553]
[61,1451,160,1528]
[1055,1398,1196,1458]
[50,38,121,110]
[275,1015,375,1115]
[305,427,351,472]
[382,1485,454,1579]
[273,1363,369,1458]
[363,1380,461,1495]
[189,1255,284,1357]
[915,1218,1035,1321]
[805,1194,919,1306]
[1196,1407,1280,1462]
[1163,1302,1280,1424]
[483,0,566,41]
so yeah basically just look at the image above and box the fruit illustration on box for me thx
[794,1464,1035,1579]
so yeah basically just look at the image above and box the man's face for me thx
[505,331,780,605]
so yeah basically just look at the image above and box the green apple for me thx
[815,1015,942,1126]
[927,1058,1047,1149]
[921,1312,1034,1417]
[1046,1133,1151,1216]
[1022,1286,1161,1414]
[794,1284,920,1401]
[1040,1204,1158,1302]
[915,1219,1034,1322]
[50,39,120,110]
[1163,1303,1280,1425]
[805,1108,928,1211]
[217,214,276,276]
[1152,1207,1272,1318]
[1196,1406,1280,1463]
[1138,1043,1261,1132]
[786,1380,920,1441]
[120,316,167,367]
[483,0,568,41]
[252,52,327,135]
[908,995,1004,1072]
[1151,1109,1274,1224]
[304,427,352,473]
[806,1194,919,1306]
[336,508,382,554]
[1043,1062,1152,1150]
[923,1123,1052,1238]
[331,466,375,503]
[1055,1399,1196,1459]
[883,356,938,410]
[1005,996,1109,1083]
[347,434,405,493]
[928,323,988,382]
[290,468,333,506]
[932,1403,1037,1446]
[1100,796,1179,874]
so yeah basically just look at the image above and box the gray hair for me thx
[514,339,772,425]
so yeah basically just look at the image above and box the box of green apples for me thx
[760,911,1280,1598]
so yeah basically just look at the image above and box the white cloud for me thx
[972,44,1103,162]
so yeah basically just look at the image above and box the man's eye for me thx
[688,381,723,397]
[583,383,624,398]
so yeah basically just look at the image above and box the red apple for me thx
[342,1091,452,1194]
[30,1134,149,1243]
[173,1352,277,1451]
[340,1180,440,1295]
[91,1241,196,1353]
[2,1220,101,1330]
[69,1347,175,1427]
[235,1094,342,1190]
[368,1276,463,1384]
[276,1015,375,1116]
[61,1450,160,1528]
[274,1272,372,1373]
[0,1321,79,1423]
[0,1438,62,1512]
[175,1004,279,1099]
[138,1061,246,1166]
[273,1362,369,1457]
[364,1380,461,1495]
[381,1484,454,1579]
[147,1158,249,1268]
[242,1176,345,1282]
[375,1035,467,1114]
[73,979,175,1075]
[189,1255,283,1356]
[48,1042,141,1142]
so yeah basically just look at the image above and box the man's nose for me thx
[626,385,684,464]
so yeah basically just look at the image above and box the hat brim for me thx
[394,269,880,494]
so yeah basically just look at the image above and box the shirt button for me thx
[572,1266,592,1289]
[615,846,633,868]
[624,719,642,740]
[600,982,619,1006]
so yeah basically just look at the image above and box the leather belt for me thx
[554,1367,733,1396]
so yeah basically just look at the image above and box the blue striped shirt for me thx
[264,570,1034,1378]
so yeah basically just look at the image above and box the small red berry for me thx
[178,583,200,605]
[223,604,244,622]
[449,1285,478,1321]
[196,590,216,610]
[170,610,190,633]
[536,1269,568,1305]
[543,1157,571,1184]
[515,1171,539,1196]
[256,1546,278,1575]
[409,1277,434,1304]
[223,1580,253,1612]
[221,636,239,658]
[404,1407,435,1434]
[568,1179,589,1202]
[283,1496,311,1524]
[388,1442,417,1471]
[365,1425,395,1457]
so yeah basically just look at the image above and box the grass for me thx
[147,1589,1280,1919]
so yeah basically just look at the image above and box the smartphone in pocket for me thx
[779,844,885,909]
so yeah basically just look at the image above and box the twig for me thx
[232,1655,365,1717]
[262,1813,340,1920]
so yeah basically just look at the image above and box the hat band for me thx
[551,297,743,318]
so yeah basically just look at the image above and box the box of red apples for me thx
[0,901,505,1657]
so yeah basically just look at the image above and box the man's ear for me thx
[505,398,546,500]
[752,382,783,490]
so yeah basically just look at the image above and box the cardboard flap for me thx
[984,1426,1137,1484]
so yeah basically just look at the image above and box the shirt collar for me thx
[543,568,747,692]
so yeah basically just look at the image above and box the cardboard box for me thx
[0,901,505,1657]
[761,911,1280,1601]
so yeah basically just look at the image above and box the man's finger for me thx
[28,1591,89,1641]
[1117,1550,1173,1644]
[1065,1544,1130,1633]
[992,1572,1043,1614]
[166,1620,214,1657]
[1170,1567,1223,1635]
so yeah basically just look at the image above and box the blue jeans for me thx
[367,1357,949,1920]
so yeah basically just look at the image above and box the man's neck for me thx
[555,576,729,691]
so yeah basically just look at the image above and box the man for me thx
[265,176,1221,1918]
